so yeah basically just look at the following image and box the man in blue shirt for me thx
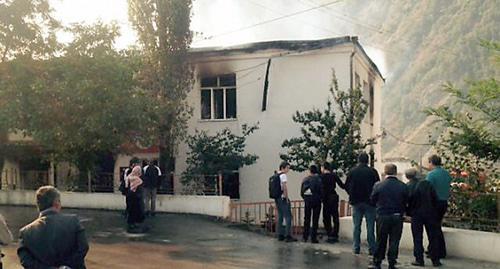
[426,155,452,259]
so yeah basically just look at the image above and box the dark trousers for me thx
[323,194,340,238]
[430,200,448,258]
[126,190,145,225]
[411,214,440,261]
[374,214,403,266]
[303,197,321,240]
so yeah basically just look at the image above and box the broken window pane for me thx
[214,88,224,119]
[219,73,236,87]
[201,76,217,87]
[226,88,236,119]
[201,89,211,119]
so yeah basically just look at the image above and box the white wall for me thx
[0,190,231,218]
[177,43,383,203]
[338,217,500,263]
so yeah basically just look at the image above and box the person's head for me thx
[428,155,442,169]
[384,163,397,177]
[279,161,290,174]
[405,168,418,181]
[131,165,142,177]
[129,157,140,168]
[309,165,319,175]
[152,160,159,166]
[321,162,331,173]
[36,186,61,212]
[358,152,369,165]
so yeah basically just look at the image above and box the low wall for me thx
[0,190,231,218]
[339,216,500,264]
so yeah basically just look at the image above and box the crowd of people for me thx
[274,153,452,269]
[121,157,162,233]
[0,153,452,268]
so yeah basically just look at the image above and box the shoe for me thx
[388,264,399,269]
[278,235,285,241]
[411,260,425,267]
[285,236,298,242]
[302,238,308,243]
[311,238,319,244]
[367,263,381,269]
[432,260,443,267]
[353,250,360,255]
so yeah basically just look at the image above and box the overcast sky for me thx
[50,0,387,75]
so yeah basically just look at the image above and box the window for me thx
[369,82,374,125]
[355,73,361,89]
[200,74,237,120]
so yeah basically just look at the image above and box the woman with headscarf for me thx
[125,165,146,232]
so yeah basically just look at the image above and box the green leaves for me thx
[182,124,259,192]
[281,70,368,174]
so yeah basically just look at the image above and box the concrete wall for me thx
[338,217,500,263]
[176,43,384,203]
[0,190,231,218]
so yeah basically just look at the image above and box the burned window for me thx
[200,74,237,120]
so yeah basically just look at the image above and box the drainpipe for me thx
[350,49,356,91]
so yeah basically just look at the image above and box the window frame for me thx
[200,74,237,121]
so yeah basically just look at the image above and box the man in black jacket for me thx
[321,161,345,243]
[369,164,408,269]
[301,165,323,243]
[345,152,380,255]
[18,186,89,269]
[406,168,442,267]
[143,160,162,216]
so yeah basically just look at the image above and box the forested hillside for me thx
[339,0,499,160]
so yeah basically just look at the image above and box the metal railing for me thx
[229,199,352,236]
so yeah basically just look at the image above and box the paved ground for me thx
[0,205,498,269]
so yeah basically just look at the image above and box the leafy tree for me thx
[425,41,500,188]
[182,124,259,194]
[280,71,368,175]
[128,0,194,175]
[0,22,157,188]
[0,0,60,62]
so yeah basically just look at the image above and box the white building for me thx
[2,36,384,203]
[116,36,384,202]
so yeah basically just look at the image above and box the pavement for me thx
[0,205,498,269]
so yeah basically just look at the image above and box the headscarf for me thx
[125,165,143,192]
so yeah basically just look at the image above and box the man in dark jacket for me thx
[320,161,345,243]
[301,165,323,243]
[345,152,380,255]
[143,159,162,216]
[406,168,442,267]
[369,164,408,269]
[18,186,89,269]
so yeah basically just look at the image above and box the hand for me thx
[58,266,72,269]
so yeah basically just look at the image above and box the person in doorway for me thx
[275,161,297,242]
[369,164,408,269]
[301,165,323,243]
[406,168,442,267]
[345,152,380,255]
[125,166,146,233]
[321,161,345,243]
[17,186,89,269]
[0,213,13,269]
[425,155,451,259]
[143,160,162,217]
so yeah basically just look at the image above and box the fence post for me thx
[218,173,223,196]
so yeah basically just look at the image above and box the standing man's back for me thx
[18,186,89,269]
[345,152,380,255]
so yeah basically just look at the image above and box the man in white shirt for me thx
[276,161,297,242]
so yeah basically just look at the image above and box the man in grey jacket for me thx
[17,186,89,269]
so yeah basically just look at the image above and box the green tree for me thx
[128,0,194,175]
[280,71,368,175]
[0,22,157,189]
[182,124,259,194]
[425,41,499,184]
[0,0,60,62]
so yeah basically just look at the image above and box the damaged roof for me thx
[189,36,384,80]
